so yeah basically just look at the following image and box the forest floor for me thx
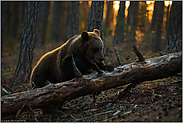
[1,34,182,122]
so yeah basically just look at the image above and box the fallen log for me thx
[1,51,182,115]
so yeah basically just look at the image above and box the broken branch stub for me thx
[114,50,123,65]
[133,45,145,62]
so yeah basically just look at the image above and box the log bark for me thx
[2,52,182,115]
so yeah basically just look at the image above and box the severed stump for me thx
[1,51,182,115]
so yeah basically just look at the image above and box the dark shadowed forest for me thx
[1,1,182,122]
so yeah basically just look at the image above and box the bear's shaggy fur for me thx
[30,29,113,88]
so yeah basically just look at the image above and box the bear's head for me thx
[71,29,104,63]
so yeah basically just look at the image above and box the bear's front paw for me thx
[104,65,114,72]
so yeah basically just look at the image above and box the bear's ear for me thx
[81,31,89,41]
[93,29,100,37]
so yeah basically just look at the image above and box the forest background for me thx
[1,1,182,122]
[1,1,182,90]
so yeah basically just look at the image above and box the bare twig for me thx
[114,50,123,65]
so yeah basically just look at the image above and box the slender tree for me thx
[13,2,39,85]
[104,1,114,35]
[138,1,148,32]
[87,1,104,42]
[1,2,9,36]
[166,3,170,30]
[21,2,26,23]
[51,2,62,44]
[35,2,50,48]
[113,1,125,45]
[130,1,139,40]
[68,1,79,38]
[153,1,164,52]
[127,2,132,25]
[12,2,19,38]
[151,1,158,31]
[79,1,89,32]
[166,1,182,51]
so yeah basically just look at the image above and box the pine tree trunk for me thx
[35,2,50,48]
[153,1,164,52]
[166,4,170,30]
[1,2,8,35]
[130,1,139,40]
[87,1,104,42]
[12,2,39,85]
[104,1,114,35]
[127,2,132,25]
[21,2,26,24]
[51,2,62,44]
[139,1,147,32]
[166,1,182,51]
[113,1,125,45]
[79,1,89,31]
[12,2,19,38]
[150,2,158,31]
[68,1,79,38]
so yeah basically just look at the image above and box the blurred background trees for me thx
[2,1,182,53]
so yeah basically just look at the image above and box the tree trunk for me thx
[150,1,158,31]
[68,1,79,38]
[138,1,147,32]
[127,2,132,25]
[166,4,170,30]
[153,1,164,53]
[104,1,114,35]
[79,1,89,31]
[166,1,182,52]
[21,2,26,24]
[12,2,19,38]
[87,1,104,42]
[130,1,139,41]
[51,2,62,44]
[35,2,50,48]
[12,2,39,85]
[1,2,9,35]
[3,51,182,115]
[113,1,125,45]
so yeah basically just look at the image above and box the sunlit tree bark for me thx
[87,1,104,42]
[113,1,125,45]
[153,1,164,52]
[13,2,39,85]
[166,1,182,51]
[68,1,79,38]
[35,2,50,48]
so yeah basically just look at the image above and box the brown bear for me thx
[30,29,114,88]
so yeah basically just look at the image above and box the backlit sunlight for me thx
[113,1,130,11]
[113,1,120,11]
